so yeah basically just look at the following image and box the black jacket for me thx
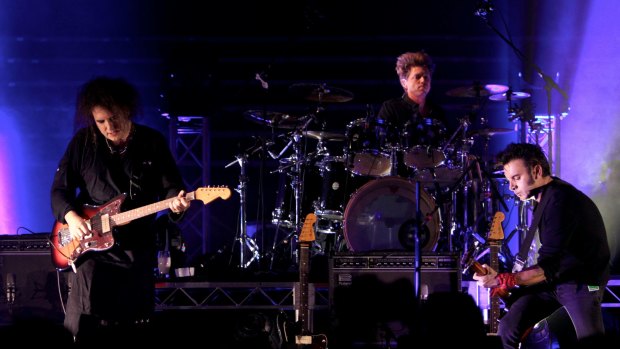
[535,178,610,286]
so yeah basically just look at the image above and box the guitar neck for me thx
[298,242,310,334]
[112,191,195,225]
[489,240,501,334]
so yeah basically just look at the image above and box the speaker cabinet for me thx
[0,249,68,324]
[328,252,461,347]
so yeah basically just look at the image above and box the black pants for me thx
[64,248,155,340]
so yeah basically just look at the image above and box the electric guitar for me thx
[278,213,328,349]
[470,211,505,335]
[50,187,231,271]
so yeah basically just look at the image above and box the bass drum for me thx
[343,176,440,252]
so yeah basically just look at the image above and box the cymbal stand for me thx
[268,116,315,267]
[226,153,260,269]
[505,91,535,255]
[455,116,475,252]
[479,135,495,220]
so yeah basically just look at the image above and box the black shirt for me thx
[377,94,448,148]
[50,123,186,251]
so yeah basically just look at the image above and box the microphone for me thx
[474,0,494,18]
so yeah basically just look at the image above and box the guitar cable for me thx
[46,233,69,316]
[55,269,67,315]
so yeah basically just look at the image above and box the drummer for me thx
[377,50,449,176]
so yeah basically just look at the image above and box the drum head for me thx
[343,176,440,252]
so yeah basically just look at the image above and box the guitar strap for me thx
[512,188,551,273]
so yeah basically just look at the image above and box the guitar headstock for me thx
[194,187,232,204]
[299,213,317,243]
[488,211,505,241]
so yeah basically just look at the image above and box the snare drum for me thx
[345,118,391,177]
[343,176,440,252]
[403,145,446,170]
[411,151,464,188]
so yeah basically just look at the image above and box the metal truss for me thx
[169,116,210,262]
[603,278,620,308]
[154,281,329,311]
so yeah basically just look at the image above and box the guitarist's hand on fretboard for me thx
[472,263,499,288]
[169,190,191,214]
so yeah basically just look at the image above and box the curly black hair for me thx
[75,76,141,127]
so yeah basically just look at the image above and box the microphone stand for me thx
[476,7,569,258]
[414,180,423,301]
[476,6,569,175]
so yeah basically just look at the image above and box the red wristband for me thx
[490,286,507,298]
[496,272,517,289]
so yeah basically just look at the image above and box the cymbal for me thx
[289,83,354,103]
[468,127,514,137]
[302,130,347,141]
[446,83,509,98]
[244,110,306,129]
[489,91,531,101]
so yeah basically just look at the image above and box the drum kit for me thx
[232,82,528,270]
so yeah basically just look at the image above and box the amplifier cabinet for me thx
[328,252,461,347]
[0,235,67,324]
[329,252,461,303]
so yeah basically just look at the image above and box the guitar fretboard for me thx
[298,243,310,334]
[489,240,501,334]
[112,191,196,225]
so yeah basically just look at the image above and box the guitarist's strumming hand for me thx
[169,190,191,214]
[64,210,92,241]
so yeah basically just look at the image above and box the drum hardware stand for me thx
[267,116,316,268]
[225,146,264,269]
[466,157,513,270]
[389,144,400,176]
[437,115,474,252]
[436,154,509,253]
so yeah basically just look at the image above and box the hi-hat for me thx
[446,83,509,98]
[244,110,307,129]
[489,91,531,101]
[289,83,354,103]
[302,130,347,141]
[467,127,514,137]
